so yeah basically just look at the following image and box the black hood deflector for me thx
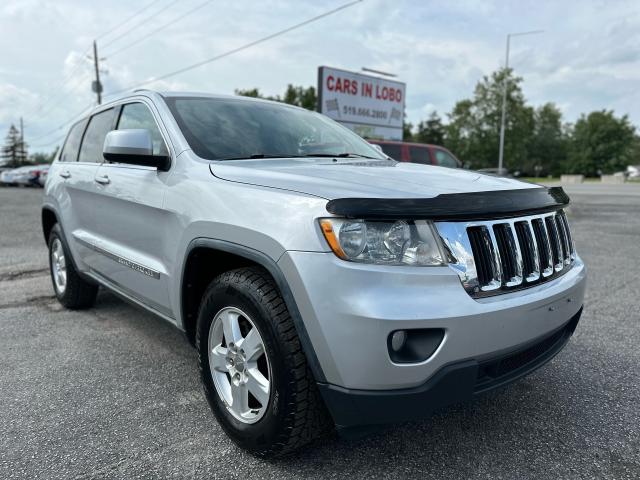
[325,186,570,221]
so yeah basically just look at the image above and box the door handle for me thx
[95,174,110,185]
[59,170,71,179]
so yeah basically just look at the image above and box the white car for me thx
[627,165,640,179]
[3,165,49,187]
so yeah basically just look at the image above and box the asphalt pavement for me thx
[1,185,639,479]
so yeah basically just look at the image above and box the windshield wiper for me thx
[220,154,303,160]
[303,152,379,159]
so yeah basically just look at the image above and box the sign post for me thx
[317,66,406,140]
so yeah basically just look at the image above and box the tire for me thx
[196,266,331,457]
[48,223,98,309]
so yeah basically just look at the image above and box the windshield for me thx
[164,96,387,161]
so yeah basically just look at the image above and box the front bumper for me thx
[277,251,586,391]
[318,308,581,430]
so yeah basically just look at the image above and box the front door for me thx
[87,101,175,319]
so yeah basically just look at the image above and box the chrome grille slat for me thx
[436,209,575,298]
[545,216,564,272]
[515,221,540,283]
[532,218,554,277]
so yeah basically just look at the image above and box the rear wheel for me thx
[196,267,331,457]
[48,224,98,309]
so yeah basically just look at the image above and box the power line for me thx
[105,0,363,97]
[105,0,213,58]
[28,104,94,143]
[96,0,165,41]
[30,133,66,150]
[27,0,165,116]
[100,0,183,50]
[36,71,93,121]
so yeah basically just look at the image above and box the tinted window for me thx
[434,149,458,168]
[408,146,431,164]
[164,97,385,161]
[60,119,87,162]
[78,109,115,163]
[117,103,168,156]
[379,144,402,160]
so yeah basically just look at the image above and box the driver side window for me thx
[117,103,168,156]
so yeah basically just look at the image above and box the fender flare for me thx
[181,238,327,383]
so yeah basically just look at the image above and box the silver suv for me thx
[42,91,586,456]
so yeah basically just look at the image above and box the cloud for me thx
[0,0,638,151]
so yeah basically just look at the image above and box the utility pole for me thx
[92,40,102,105]
[19,117,25,165]
[498,30,544,173]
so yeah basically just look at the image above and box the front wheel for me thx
[196,267,331,457]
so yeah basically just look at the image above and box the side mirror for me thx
[103,129,170,171]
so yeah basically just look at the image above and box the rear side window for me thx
[434,149,459,168]
[59,119,87,162]
[78,108,115,163]
[408,146,431,164]
[379,144,402,160]
[117,103,168,156]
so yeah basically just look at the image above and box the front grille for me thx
[436,209,575,298]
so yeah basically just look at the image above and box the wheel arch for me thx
[41,206,58,244]
[180,238,326,382]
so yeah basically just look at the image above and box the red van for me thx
[368,140,462,168]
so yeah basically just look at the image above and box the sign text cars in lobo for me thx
[317,66,406,140]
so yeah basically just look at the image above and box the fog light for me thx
[390,330,407,352]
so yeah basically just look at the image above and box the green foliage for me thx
[235,84,317,111]
[443,69,535,172]
[29,147,58,165]
[565,110,637,176]
[415,112,445,145]
[529,103,567,176]
[403,121,414,141]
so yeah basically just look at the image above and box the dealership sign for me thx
[317,66,406,140]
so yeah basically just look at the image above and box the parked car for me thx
[0,167,14,185]
[38,167,49,187]
[368,139,462,168]
[626,165,640,179]
[43,91,586,457]
[1,165,49,187]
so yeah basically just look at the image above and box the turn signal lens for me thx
[319,219,347,259]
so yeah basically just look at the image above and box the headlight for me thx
[319,218,445,266]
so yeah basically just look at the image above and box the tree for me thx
[443,68,534,170]
[528,103,568,176]
[235,84,317,111]
[282,84,317,111]
[566,110,637,176]
[415,111,445,145]
[403,121,414,141]
[29,147,59,165]
[1,124,28,167]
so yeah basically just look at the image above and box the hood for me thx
[209,158,538,200]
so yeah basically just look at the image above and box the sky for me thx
[1,0,638,153]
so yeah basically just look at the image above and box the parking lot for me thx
[1,184,639,479]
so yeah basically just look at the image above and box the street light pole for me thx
[498,30,544,172]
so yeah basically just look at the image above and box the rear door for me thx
[88,100,175,318]
[59,109,116,272]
